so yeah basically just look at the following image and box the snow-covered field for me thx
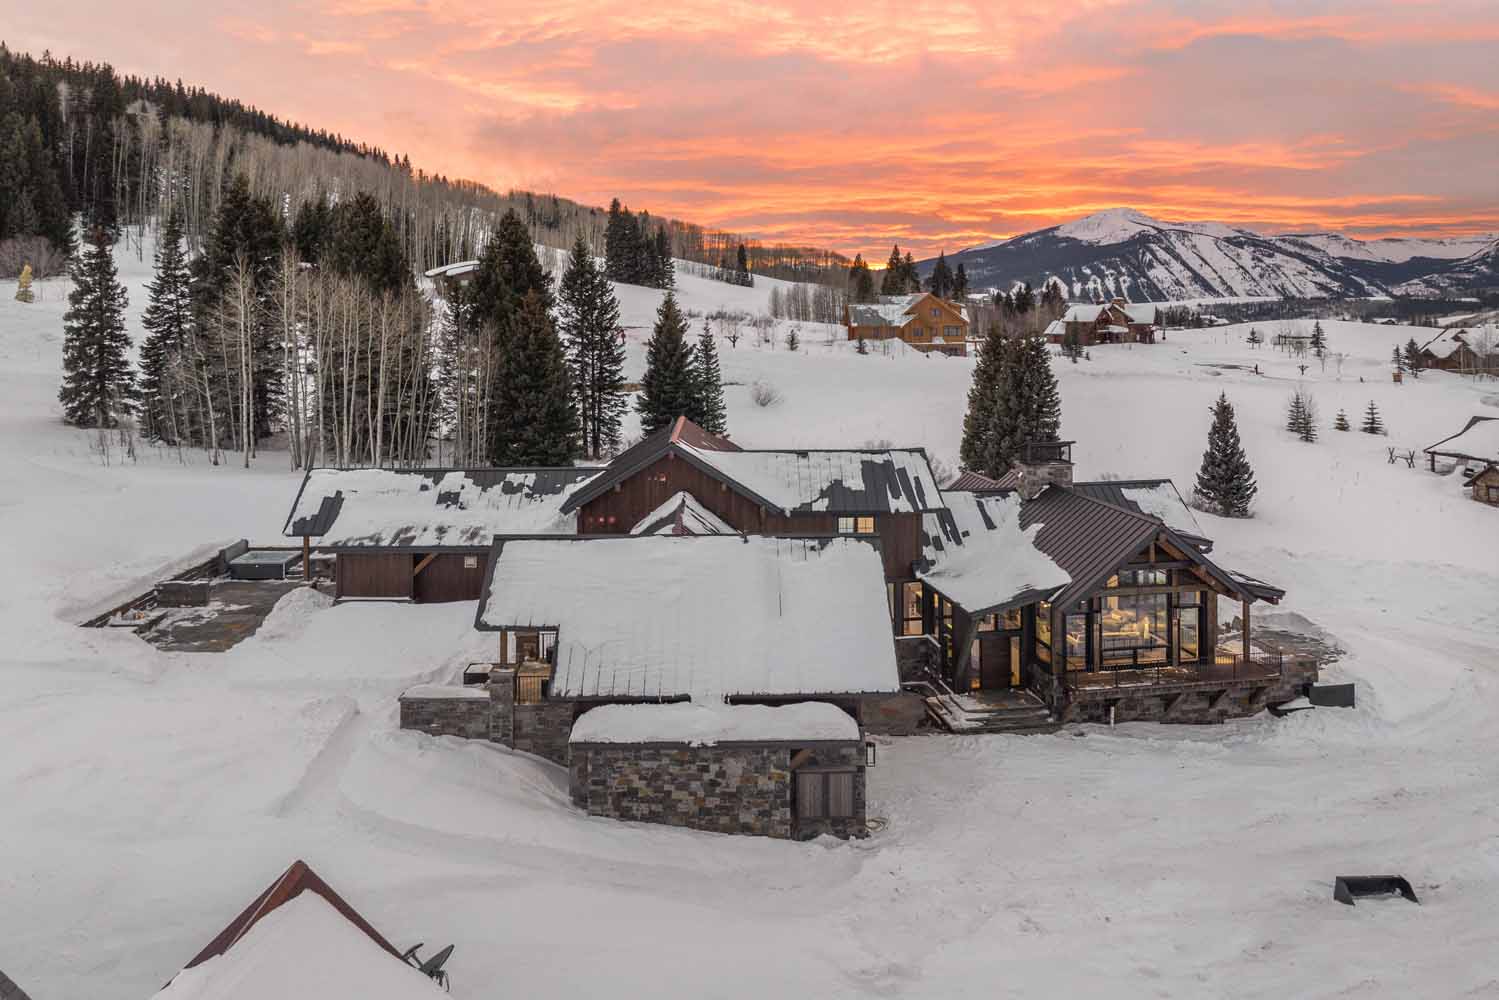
[3,246,1499,999]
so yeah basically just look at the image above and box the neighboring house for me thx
[1046,297,1158,346]
[1416,327,1499,374]
[283,467,599,601]
[422,259,479,297]
[846,292,969,356]
[473,534,897,839]
[153,860,444,999]
[1425,415,1499,483]
[1466,464,1499,506]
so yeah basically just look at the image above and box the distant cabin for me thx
[1467,465,1499,507]
[1424,417,1499,508]
[1045,298,1158,346]
[1416,327,1499,374]
[846,293,969,356]
[423,260,479,297]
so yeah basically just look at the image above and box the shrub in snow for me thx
[1334,409,1351,431]
[750,380,783,408]
[14,262,34,302]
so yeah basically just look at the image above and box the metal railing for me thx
[1067,652,1285,691]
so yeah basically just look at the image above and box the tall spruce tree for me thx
[59,227,137,428]
[138,209,194,443]
[1391,344,1406,373]
[558,234,627,459]
[694,320,728,435]
[1193,392,1258,517]
[953,261,969,300]
[960,328,1014,477]
[1287,390,1317,442]
[489,290,579,465]
[1360,400,1385,435]
[636,290,697,435]
[928,252,953,299]
[880,245,906,295]
[1403,337,1423,377]
[1309,320,1327,358]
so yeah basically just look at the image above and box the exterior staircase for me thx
[905,675,1062,735]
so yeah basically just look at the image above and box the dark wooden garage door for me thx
[412,552,487,603]
[336,553,413,600]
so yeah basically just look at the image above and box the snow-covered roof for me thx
[422,260,479,279]
[476,536,901,701]
[284,467,600,547]
[569,702,860,746]
[154,893,442,1000]
[847,294,923,327]
[1042,319,1064,339]
[1425,416,1499,463]
[399,683,489,700]
[1066,480,1206,542]
[629,491,736,536]
[1062,300,1156,325]
[678,444,945,515]
[918,492,1070,614]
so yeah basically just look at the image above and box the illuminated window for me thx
[837,516,876,535]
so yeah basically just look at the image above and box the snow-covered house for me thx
[1424,416,1499,505]
[422,259,479,297]
[845,292,969,356]
[473,534,897,839]
[1051,297,1158,346]
[283,466,599,601]
[153,860,446,999]
[1416,327,1499,373]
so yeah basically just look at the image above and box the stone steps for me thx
[924,695,1062,735]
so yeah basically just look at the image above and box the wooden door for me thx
[978,632,1023,689]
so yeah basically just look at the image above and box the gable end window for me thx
[838,515,876,535]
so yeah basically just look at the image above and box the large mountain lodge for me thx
[288,418,1314,839]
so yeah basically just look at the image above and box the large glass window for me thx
[888,581,925,636]
[1100,592,1168,665]
[1178,605,1201,661]
[1035,601,1052,665]
[1065,613,1089,669]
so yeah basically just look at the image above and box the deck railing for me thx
[1066,652,1285,691]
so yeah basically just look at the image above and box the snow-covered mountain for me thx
[930,208,1496,301]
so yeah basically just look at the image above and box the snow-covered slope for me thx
[938,209,1497,301]
[4,246,1499,1000]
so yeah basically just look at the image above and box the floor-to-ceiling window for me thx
[1100,571,1169,666]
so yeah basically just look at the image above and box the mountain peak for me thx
[1053,207,1162,244]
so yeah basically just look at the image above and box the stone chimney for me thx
[1013,440,1074,500]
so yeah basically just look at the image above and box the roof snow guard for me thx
[284,466,600,547]
[561,417,945,517]
[475,534,901,701]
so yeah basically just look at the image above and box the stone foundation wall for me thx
[793,744,868,841]
[512,702,574,765]
[398,694,491,740]
[894,636,938,681]
[860,692,929,736]
[571,744,795,838]
[1066,660,1321,725]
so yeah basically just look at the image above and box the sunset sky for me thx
[9,1,1499,257]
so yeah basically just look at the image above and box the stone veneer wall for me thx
[398,693,491,740]
[485,668,573,765]
[1065,659,1320,725]
[569,741,868,840]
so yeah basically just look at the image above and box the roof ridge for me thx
[1050,484,1166,528]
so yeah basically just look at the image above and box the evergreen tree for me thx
[1247,327,1262,347]
[880,244,906,295]
[953,262,969,300]
[848,254,875,303]
[902,252,918,292]
[636,290,697,435]
[1309,320,1327,358]
[324,191,409,295]
[489,290,579,465]
[1392,344,1406,373]
[1334,408,1350,431]
[472,207,552,325]
[1360,400,1385,435]
[138,209,194,442]
[960,327,1009,475]
[694,320,728,435]
[1403,337,1423,378]
[653,228,675,289]
[14,261,33,302]
[1193,393,1258,517]
[59,227,136,428]
[291,198,332,264]
[1016,335,1062,445]
[736,243,749,274]
[1286,390,1317,442]
[928,252,953,299]
[557,234,627,459]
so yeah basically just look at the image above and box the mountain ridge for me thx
[934,208,1496,301]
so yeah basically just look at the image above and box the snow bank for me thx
[569,702,860,746]
[252,586,334,644]
[153,892,441,1000]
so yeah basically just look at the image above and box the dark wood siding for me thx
[578,455,768,533]
[336,553,412,600]
[413,552,487,602]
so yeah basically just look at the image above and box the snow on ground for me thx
[3,249,1499,999]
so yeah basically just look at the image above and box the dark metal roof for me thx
[947,469,1015,492]
[560,416,946,516]
[283,466,599,542]
[1068,479,1211,550]
[1019,487,1258,608]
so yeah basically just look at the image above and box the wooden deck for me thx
[1066,657,1284,697]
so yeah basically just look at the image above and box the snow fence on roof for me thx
[569,702,859,746]
[479,535,900,701]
